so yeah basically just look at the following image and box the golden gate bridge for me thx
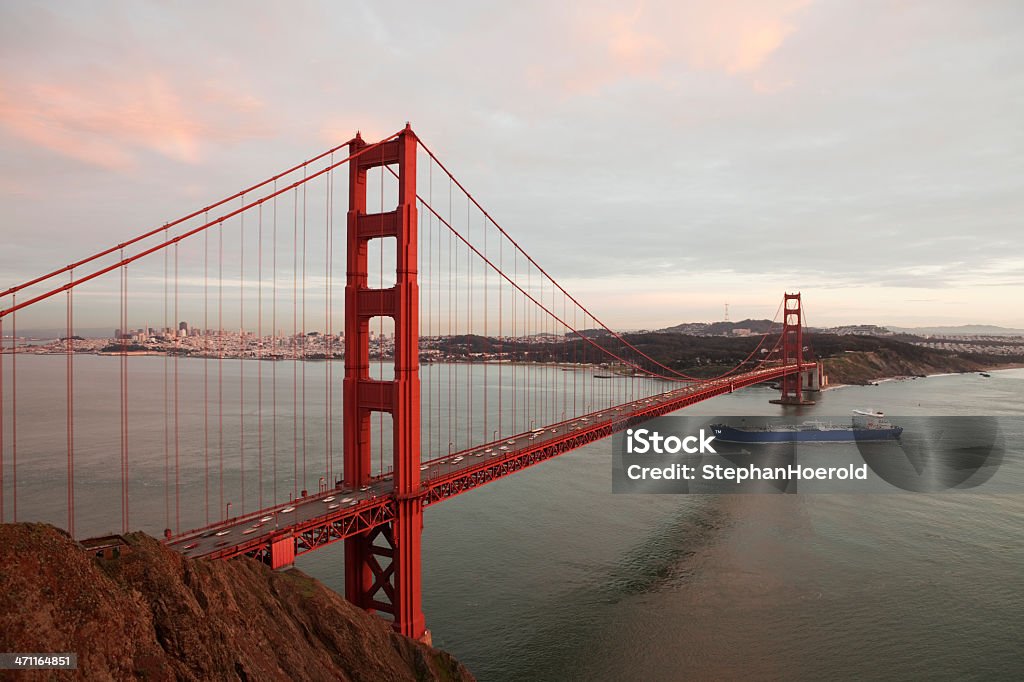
[0,124,820,642]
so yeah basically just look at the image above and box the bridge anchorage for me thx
[0,122,822,647]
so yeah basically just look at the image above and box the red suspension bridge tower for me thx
[343,125,427,642]
[771,292,818,406]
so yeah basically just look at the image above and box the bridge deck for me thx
[168,363,813,563]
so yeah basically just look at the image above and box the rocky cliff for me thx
[0,523,473,681]
[821,348,984,385]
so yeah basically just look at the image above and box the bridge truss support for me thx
[770,292,816,406]
[343,125,427,642]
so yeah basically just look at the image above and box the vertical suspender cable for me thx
[174,240,180,533]
[218,221,224,518]
[66,273,74,537]
[325,162,332,484]
[466,196,471,448]
[10,297,14,522]
[0,315,4,524]
[421,193,428,458]
[509,246,512,432]
[204,216,209,525]
[258,202,264,510]
[498,223,503,438]
[163,230,169,530]
[420,201,428,459]
[120,258,128,532]
[482,211,487,445]
[447,187,452,456]
[205,215,211,522]
[378,149,384,476]
[436,179,442,457]
[292,186,298,499]
[272,181,278,505]
[240,197,246,514]
[302,177,308,491]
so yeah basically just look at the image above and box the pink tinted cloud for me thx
[0,73,272,171]
[550,0,811,94]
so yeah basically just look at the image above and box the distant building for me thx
[825,324,893,336]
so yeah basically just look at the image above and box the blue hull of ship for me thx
[711,425,902,443]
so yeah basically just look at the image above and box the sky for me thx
[1,0,1022,331]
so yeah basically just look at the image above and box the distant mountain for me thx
[888,324,1024,337]
[571,328,614,338]
[659,318,775,336]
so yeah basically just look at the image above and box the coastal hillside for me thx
[0,523,473,681]
[820,348,984,385]
[808,334,993,385]
[428,331,1013,383]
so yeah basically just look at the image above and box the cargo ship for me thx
[710,410,902,443]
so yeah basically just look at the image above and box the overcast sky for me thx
[1,0,1022,330]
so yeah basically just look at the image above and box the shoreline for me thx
[822,363,1024,391]
[7,349,1024,383]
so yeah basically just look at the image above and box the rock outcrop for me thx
[0,523,473,681]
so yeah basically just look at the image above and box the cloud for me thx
[550,0,811,94]
[0,72,273,170]
[1,1,1022,329]
[720,10,798,73]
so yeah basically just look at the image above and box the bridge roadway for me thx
[167,363,813,564]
